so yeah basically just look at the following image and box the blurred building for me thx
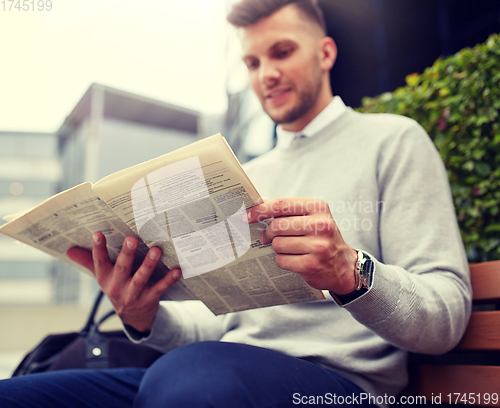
[0,132,60,305]
[58,84,200,190]
[1,84,201,305]
[201,88,276,164]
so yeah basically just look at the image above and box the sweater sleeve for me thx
[123,300,225,353]
[343,119,472,354]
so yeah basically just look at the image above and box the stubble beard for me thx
[264,69,323,126]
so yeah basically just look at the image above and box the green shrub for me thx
[358,33,500,262]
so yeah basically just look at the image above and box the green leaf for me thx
[485,224,500,232]
[485,238,500,252]
[406,73,420,87]
[476,116,489,126]
[463,161,474,172]
[476,163,491,177]
[439,87,450,97]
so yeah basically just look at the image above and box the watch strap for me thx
[330,250,374,306]
[331,285,369,305]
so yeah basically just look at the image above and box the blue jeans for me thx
[0,341,377,407]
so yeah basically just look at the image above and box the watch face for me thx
[361,259,374,287]
[362,260,373,274]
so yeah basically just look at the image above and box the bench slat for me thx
[456,311,500,351]
[469,261,500,302]
[405,261,500,407]
[417,365,500,406]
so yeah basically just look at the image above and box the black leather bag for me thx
[12,291,163,376]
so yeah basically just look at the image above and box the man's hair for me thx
[227,0,327,34]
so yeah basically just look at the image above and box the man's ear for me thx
[320,36,337,71]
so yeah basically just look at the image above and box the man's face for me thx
[239,5,331,131]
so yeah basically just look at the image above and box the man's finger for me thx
[92,231,113,279]
[127,247,163,300]
[144,268,182,302]
[275,253,310,274]
[270,236,314,255]
[247,198,327,223]
[113,236,140,283]
[67,246,95,274]
[260,215,333,245]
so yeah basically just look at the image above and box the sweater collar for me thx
[276,96,347,149]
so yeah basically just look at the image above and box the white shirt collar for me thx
[276,96,347,148]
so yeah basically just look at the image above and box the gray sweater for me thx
[128,107,471,401]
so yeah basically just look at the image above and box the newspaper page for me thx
[0,182,195,301]
[92,134,324,315]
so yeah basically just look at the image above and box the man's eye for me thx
[246,60,259,70]
[277,48,292,58]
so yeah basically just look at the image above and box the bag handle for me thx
[81,290,107,335]
[13,290,119,376]
[83,294,119,369]
[88,309,116,338]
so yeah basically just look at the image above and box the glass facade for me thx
[0,132,60,305]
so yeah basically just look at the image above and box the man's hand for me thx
[246,198,358,294]
[67,231,181,332]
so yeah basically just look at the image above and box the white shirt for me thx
[276,96,347,149]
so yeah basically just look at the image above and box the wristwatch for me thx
[330,250,374,305]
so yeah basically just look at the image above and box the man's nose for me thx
[258,60,280,86]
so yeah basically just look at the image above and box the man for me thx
[0,1,471,407]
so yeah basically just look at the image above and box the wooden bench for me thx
[402,260,500,407]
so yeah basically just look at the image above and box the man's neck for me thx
[276,96,347,149]
[281,94,334,132]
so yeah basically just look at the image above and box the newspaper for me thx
[0,134,324,314]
